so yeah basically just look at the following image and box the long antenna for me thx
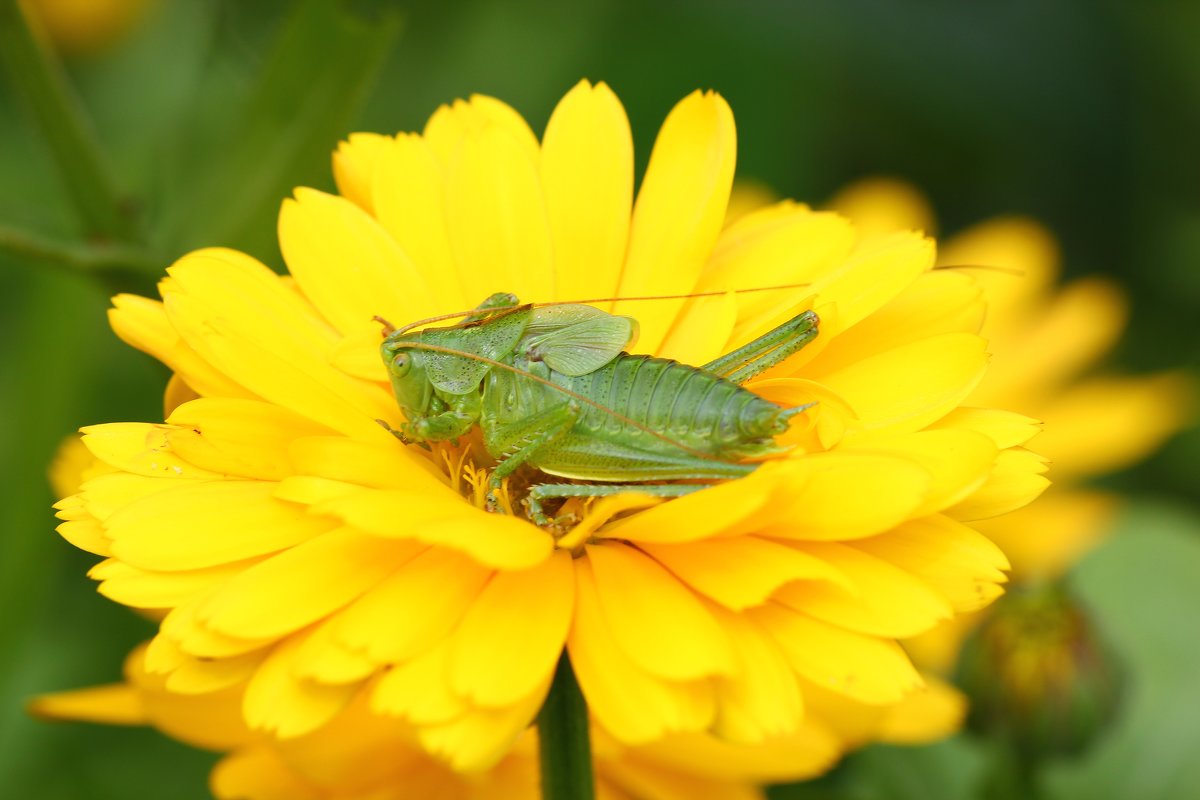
[394,341,723,462]
[390,265,1020,337]
[393,282,816,336]
[935,263,1025,276]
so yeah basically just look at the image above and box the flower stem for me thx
[0,1,136,241]
[538,653,595,800]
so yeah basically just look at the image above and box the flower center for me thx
[430,439,661,551]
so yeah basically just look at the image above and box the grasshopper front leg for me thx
[485,401,581,512]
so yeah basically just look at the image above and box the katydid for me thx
[378,292,819,527]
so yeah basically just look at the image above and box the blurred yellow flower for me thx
[48,83,1046,778]
[825,177,1194,674]
[20,0,154,55]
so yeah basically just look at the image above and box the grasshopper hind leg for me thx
[524,482,708,529]
[702,309,819,385]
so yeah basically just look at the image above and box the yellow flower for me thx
[825,177,1194,673]
[19,0,155,55]
[33,642,842,799]
[51,82,1046,774]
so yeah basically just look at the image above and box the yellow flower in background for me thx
[48,82,1047,778]
[20,0,155,55]
[824,177,1194,674]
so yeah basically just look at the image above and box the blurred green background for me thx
[1,1,1197,797]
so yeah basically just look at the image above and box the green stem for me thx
[0,1,136,241]
[0,223,160,295]
[538,653,595,800]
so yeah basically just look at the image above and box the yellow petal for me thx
[615,90,737,353]
[937,216,1059,328]
[804,230,935,342]
[423,94,540,168]
[196,528,422,640]
[753,603,923,704]
[291,619,376,686]
[78,471,199,521]
[600,466,777,544]
[709,608,804,743]
[332,132,392,213]
[762,453,929,541]
[903,613,977,675]
[81,422,221,481]
[159,594,274,659]
[243,633,358,738]
[371,640,464,724]
[874,672,967,744]
[723,180,778,224]
[639,536,851,611]
[162,254,397,441]
[418,680,550,772]
[814,332,989,438]
[569,558,715,743]
[946,447,1049,521]
[328,329,389,383]
[657,290,737,366]
[334,546,491,663]
[540,80,633,305]
[279,188,437,336]
[164,398,332,481]
[163,372,200,417]
[56,517,111,556]
[109,293,253,400]
[842,429,998,516]
[623,725,842,784]
[211,747,321,800]
[446,122,555,301]
[775,542,952,638]
[748,377,857,452]
[706,204,855,346]
[164,650,265,695]
[804,269,985,374]
[977,276,1127,407]
[318,488,553,569]
[586,542,734,680]
[371,133,466,311]
[94,558,259,610]
[827,177,936,243]
[450,551,574,707]
[30,683,146,726]
[930,406,1043,449]
[1032,372,1194,481]
[854,515,1009,613]
[105,481,333,571]
[971,487,1118,581]
[287,435,448,491]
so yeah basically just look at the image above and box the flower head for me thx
[52,82,1046,773]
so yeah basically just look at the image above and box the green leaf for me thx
[1042,501,1200,800]
[158,0,401,261]
[770,738,989,800]
[0,1,135,241]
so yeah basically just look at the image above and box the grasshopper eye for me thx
[391,352,412,376]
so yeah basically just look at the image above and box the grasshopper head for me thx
[380,334,434,422]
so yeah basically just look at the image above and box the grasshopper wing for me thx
[421,307,532,394]
[524,305,638,376]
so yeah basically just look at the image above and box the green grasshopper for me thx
[378,292,818,527]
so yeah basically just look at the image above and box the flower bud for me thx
[957,583,1122,759]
